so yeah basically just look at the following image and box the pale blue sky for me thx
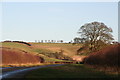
[2,2,118,42]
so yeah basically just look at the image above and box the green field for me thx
[25,64,118,79]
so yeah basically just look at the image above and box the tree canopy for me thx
[78,21,114,51]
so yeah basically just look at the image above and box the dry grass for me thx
[31,43,80,57]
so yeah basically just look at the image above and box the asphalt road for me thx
[1,64,64,79]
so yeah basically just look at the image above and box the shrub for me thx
[83,44,120,72]
[1,48,44,65]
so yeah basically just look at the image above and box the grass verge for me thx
[25,64,118,79]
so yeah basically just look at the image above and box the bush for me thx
[1,48,44,65]
[83,44,120,72]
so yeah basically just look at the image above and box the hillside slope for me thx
[1,42,81,66]
[84,44,120,72]
[1,47,44,66]
[31,43,80,57]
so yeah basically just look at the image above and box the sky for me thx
[1,0,119,2]
[1,2,118,42]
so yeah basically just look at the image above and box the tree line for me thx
[35,40,63,43]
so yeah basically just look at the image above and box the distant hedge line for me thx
[3,41,31,46]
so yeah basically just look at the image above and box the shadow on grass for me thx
[25,64,119,79]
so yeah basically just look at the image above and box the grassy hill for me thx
[1,42,81,66]
[31,43,81,57]
[2,42,80,56]
[1,48,44,66]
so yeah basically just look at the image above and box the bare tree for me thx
[74,37,81,43]
[51,40,54,43]
[60,40,63,43]
[41,40,43,43]
[35,40,37,43]
[74,37,86,43]
[45,40,47,43]
[48,40,50,43]
[78,21,114,51]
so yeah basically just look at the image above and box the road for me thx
[1,64,64,79]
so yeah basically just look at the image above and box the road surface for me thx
[1,64,63,79]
